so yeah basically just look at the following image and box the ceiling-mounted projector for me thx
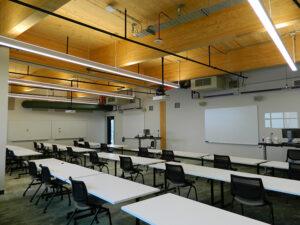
[153,85,168,101]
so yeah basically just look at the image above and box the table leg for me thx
[84,155,87,167]
[220,181,224,208]
[262,145,267,160]
[210,179,214,205]
[153,168,156,187]
[164,171,167,190]
[115,161,117,176]
[138,139,141,148]
[257,164,260,174]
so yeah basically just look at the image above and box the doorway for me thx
[107,116,115,144]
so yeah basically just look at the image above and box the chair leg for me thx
[89,208,100,225]
[35,187,47,205]
[231,198,234,212]
[105,165,109,174]
[107,208,112,225]
[30,183,42,202]
[66,208,78,225]
[43,188,57,213]
[177,187,181,196]
[192,185,198,201]
[187,186,192,198]
[269,204,274,225]
[23,179,34,197]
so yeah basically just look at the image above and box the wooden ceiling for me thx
[1,0,300,95]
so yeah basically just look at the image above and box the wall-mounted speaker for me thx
[254,96,264,102]
[199,101,207,107]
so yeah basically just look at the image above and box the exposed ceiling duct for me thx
[134,0,247,38]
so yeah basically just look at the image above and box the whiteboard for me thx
[122,111,145,137]
[8,121,51,141]
[52,121,87,139]
[205,105,259,145]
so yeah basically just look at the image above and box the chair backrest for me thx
[40,165,52,184]
[28,161,38,178]
[78,138,84,142]
[286,149,300,162]
[84,142,90,148]
[150,141,155,148]
[69,177,88,203]
[101,143,108,152]
[214,154,232,170]
[231,174,265,202]
[67,147,74,156]
[165,163,186,184]
[120,156,134,172]
[6,149,15,160]
[288,162,300,180]
[52,145,58,153]
[161,150,175,161]
[89,151,99,164]
[73,140,78,147]
[138,147,149,157]
[33,142,38,150]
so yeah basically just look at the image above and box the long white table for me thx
[30,158,100,181]
[122,193,270,225]
[203,155,267,173]
[7,145,42,157]
[69,173,159,204]
[259,161,289,176]
[150,162,300,207]
[78,141,100,148]
[95,152,165,176]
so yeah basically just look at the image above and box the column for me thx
[0,46,9,194]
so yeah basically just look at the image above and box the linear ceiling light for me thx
[8,93,99,105]
[8,77,134,99]
[248,0,297,71]
[0,35,179,88]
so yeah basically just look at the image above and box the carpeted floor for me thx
[1,154,300,225]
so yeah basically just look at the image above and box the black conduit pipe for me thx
[292,0,300,8]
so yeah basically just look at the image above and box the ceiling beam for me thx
[1,0,70,38]
[144,34,300,81]
[90,0,300,68]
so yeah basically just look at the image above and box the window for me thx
[265,112,298,128]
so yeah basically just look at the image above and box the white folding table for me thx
[96,152,165,176]
[107,144,128,154]
[150,161,300,207]
[122,193,270,225]
[259,161,289,176]
[7,145,42,157]
[203,155,267,173]
[78,141,100,148]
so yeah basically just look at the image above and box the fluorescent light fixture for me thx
[0,35,179,88]
[8,77,134,99]
[248,0,297,71]
[8,93,99,105]
[105,5,116,13]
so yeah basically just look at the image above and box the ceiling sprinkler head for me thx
[154,38,163,44]
[105,5,116,13]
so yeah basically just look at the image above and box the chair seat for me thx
[234,196,266,206]
[47,179,65,187]
[75,195,107,210]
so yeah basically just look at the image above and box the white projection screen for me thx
[205,105,259,145]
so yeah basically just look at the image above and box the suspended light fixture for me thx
[8,77,134,99]
[248,0,297,71]
[8,93,99,105]
[0,35,179,88]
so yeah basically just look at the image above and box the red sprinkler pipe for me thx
[157,11,172,41]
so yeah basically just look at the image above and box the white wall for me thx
[7,99,106,149]
[166,63,300,161]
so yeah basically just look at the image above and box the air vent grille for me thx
[195,78,211,87]
[294,80,300,86]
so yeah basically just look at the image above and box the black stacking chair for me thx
[286,149,300,163]
[214,154,237,171]
[78,138,85,142]
[288,162,300,180]
[66,177,112,225]
[52,145,65,161]
[35,165,71,213]
[161,150,180,162]
[119,156,144,184]
[84,142,91,149]
[101,143,111,152]
[89,152,109,173]
[23,161,43,202]
[138,147,154,158]
[33,142,42,152]
[40,143,50,157]
[73,140,79,147]
[230,174,274,224]
[165,163,198,200]
[6,149,20,175]
[67,147,82,165]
